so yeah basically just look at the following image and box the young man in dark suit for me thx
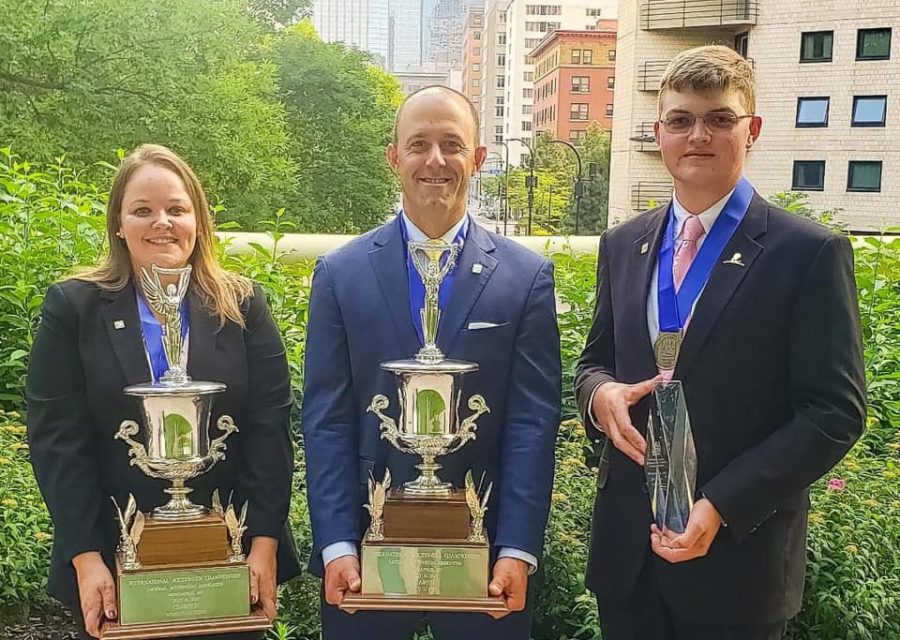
[302,86,561,640]
[575,45,866,640]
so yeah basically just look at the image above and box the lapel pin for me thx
[113,320,126,329]
[723,252,745,267]
[640,242,649,255]
[472,263,483,274]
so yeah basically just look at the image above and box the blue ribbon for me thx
[658,177,754,332]
[136,291,189,382]
[400,215,469,345]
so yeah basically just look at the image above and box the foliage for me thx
[770,191,848,233]
[0,0,297,220]
[557,125,612,236]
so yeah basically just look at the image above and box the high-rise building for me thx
[312,0,390,66]
[609,0,899,230]
[532,20,618,144]
[462,7,486,108]
[391,0,425,70]
[504,0,618,165]
[479,1,510,168]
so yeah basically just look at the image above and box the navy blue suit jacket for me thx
[302,216,561,576]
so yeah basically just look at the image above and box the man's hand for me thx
[651,498,723,563]
[591,377,660,465]
[323,555,361,607]
[72,551,117,638]
[487,557,529,619]
[248,537,279,621]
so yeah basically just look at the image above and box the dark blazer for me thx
[26,278,301,608]
[575,195,866,624]
[302,217,561,576]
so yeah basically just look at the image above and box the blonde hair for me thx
[76,144,253,327]
[658,45,756,115]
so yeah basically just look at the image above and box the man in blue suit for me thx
[302,86,561,639]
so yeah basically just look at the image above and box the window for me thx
[521,153,529,165]
[495,107,504,117]
[522,121,532,131]
[848,161,882,191]
[571,103,589,120]
[608,76,615,89]
[796,97,829,127]
[497,54,506,66]
[800,31,833,62]
[474,31,481,40]
[524,71,534,81]
[473,63,480,71]
[792,161,826,191]
[570,130,586,144]
[606,103,614,116]
[495,126,503,134]
[587,8,602,17]
[857,28,891,60]
[525,38,542,48]
[472,78,481,87]
[498,33,507,45]
[473,47,481,56]
[494,135,504,144]
[571,49,581,64]
[523,87,533,98]
[496,95,504,105]
[523,104,532,114]
[609,49,616,61]
[496,75,505,88]
[572,76,590,93]
[471,95,480,103]
[583,49,593,64]
[852,96,887,126]
[735,32,749,58]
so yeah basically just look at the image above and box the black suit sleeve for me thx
[26,283,106,563]
[237,284,295,539]
[575,232,618,438]
[702,233,866,541]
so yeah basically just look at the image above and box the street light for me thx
[495,140,510,236]
[507,136,536,235]
[550,139,597,235]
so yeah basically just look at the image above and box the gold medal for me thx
[654,331,682,370]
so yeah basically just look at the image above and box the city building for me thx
[609,0,899,230]
[390,0,425,70]
[394,69,451,96]
[479,0,510,169]
[461,7,486,109]
[532,20,618,144]
[312,0,390,66]
[504,0,618,165]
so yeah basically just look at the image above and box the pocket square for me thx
[466,321,508,330]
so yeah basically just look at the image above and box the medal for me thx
[654,331,682,371]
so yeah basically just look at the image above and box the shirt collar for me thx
[400,211,469,245]
[671,188,735,236]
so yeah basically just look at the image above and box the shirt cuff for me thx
[498,547,538,574]
[322,541,358,568]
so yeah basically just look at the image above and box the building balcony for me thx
[631,181,673,211]
[629,122,659,152]
[638,56,754,91]
[640,0,759,30]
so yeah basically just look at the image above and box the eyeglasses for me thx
[659,113,754,134]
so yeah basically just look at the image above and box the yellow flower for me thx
[808,512,825,526]
[9,442,28,451]
[845,544,859,554]
[34,531,52,542]
[1,425,26,434]
[1,498,18,508]
[552,492,568,502]
[0,457,10,465]
[7,411,20,419]
[863,499,880,508]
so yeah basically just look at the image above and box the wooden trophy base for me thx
[339,489,508,615]
[101,610,271,639]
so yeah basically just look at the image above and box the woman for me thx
[26,144,300,639]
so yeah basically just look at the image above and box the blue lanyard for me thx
[136,291,189,382]
[658,177,754,332]
[400,214,469,345]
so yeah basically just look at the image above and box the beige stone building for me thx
[609,0,899,231]
[462,7,486,109]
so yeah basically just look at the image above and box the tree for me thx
[560,124,612,235]
[267,22,402,233]
[0,0,296,220]
[247,0,313,29]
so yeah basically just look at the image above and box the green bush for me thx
[0,155,897,640]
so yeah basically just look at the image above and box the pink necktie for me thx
[673,215,706,291]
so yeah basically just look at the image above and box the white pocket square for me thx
[467,321,508,330]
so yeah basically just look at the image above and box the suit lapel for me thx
[436,222,498,354]
[368,217,421,356]
[187,290,219,381]
[675,195,768,379]
[625,206,668,379]
[101,282,151,386]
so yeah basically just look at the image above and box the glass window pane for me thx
[801,31,833,61]
[858,28,891,59]
[852,96,887,125]
[793,161,825,191]
[797,98,829,125]
[849,162,882,191]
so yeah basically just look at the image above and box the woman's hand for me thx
[72,551,117,638]
[248,536,279,621]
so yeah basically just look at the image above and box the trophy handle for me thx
[208,415,239,464]
[115,420,163,479]
[369,394,416,455]
[446,394,489,455]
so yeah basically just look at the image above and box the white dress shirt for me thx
[323,212,538,572]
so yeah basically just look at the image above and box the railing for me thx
[631,181,673,211]
[640,0,759,30]
[638,60,670,91]
[631,122,659,152]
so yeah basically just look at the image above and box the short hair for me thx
[658,45,756,115]
[393,85,481,146]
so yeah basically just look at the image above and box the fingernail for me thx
[107,609,116,619]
